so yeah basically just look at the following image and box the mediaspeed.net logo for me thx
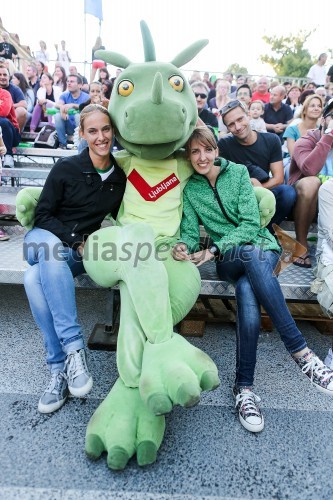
[272,223,308,276]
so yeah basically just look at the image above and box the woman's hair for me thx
[89,81,102,90]
[41,71,54,84]
[98,67,110,80]
[12,72,29,94]
[185,126,217,156]
[40,40,47,50]
[216,79,231,93]
[102,79,113,99]
[53,66,67,90]
[301,94,323,120]
[79,104,112,132]
[299,89,315,106]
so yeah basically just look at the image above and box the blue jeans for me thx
[0,117,20,155]
[216,245,307,387]
[267,184,296,232]
[54,112,80,146]
[24,228,85,373]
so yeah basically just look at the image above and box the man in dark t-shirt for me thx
[218,100,296,231]
[263,86,293,143]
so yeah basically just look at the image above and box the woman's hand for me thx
[189,249,215,267]
[172,243,189,261]
[77,242,85,257]
[0,144,7,156]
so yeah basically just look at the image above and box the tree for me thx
[225,63,248,77]
[260,31,314,78]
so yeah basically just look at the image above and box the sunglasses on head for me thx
[194,92,207,99]
[220,99,243,116]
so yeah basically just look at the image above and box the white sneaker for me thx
[293,350,333,396]
[64,349,93,397]
[3,154,14,168]
[233,386,264,433]
[324,348,333,370]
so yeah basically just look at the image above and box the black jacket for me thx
[34,148,126,248]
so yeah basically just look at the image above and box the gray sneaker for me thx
[64,349,93,397]
[233,386,264,433]
[38,371,69,414]
[293,350,333,396]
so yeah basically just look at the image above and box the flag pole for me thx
[84,12,87,80]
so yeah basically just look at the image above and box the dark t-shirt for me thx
[218,132,282,174]
[328,65,333,83]
[0,42,17,59]
[5,83,25,104]
[198,108,218,128]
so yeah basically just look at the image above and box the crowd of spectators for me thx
[1,28,333,252]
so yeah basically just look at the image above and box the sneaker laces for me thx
[46,371,66,395]
[235,390,261,419]
[64,350,88,383]
[300,355,333,385]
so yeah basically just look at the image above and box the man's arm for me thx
[261,161,284,190]
[13,98,27,110]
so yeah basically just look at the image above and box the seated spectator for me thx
[284,85,302,116]
[174,125,333,434]
[0,64,27,131]
[208,80,231,138]
[251,77,270,104]
[0,32,17,61]
[11,72,35,123]
[223,72,237,94]
[53,66,67,92]
[283,94,323,158]
[287,98,333,268]
[263,85,293,142]
[98,67,110,84]
[25,63,40,102]
[203,71,213,89]
[30,72,62,133]
[54,74,89,149]
[0,126,9,241]
[236,84,252,108]
[316,86,328,104]
[218,99,296,232]
[110,68,122,86]
[0,87,21,167]
[248,100,267,133]
[283,81,292,94]
[34,40,49,67]
[102,79,112,100]
[35,60,45,79]
[191,81,218,136]
[304,82,318,92]
[327,82,333,98]
[69,65,89,93]
[293,89,316,120]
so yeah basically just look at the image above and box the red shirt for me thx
[251,91,270,104]
[0,87,19,130]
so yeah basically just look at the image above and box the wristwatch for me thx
[324,127,333,135]
[209,245,220,257]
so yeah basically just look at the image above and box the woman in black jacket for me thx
[23,104,126,414]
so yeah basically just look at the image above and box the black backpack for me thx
[34,125,59,149]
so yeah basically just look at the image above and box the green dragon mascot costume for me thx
[16,21,275,471]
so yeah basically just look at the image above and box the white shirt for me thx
[307,64,327,86]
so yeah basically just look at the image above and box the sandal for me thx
[293,254,311,268]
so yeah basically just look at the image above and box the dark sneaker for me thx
[64,349,93,397]
[38,371,69,414]
[293,350,333,396]
[233,386,264,433]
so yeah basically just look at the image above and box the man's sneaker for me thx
[324,348,333,370]
[233,386,264,433]
[0,229,10,241]
[38,371,69,414]
[3,154,14,168]
[64,349,93,397]
[293,350,333,396]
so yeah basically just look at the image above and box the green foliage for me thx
[260,31,314,77]
[225,63,248,77]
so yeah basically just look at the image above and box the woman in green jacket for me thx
[173,126,333,433]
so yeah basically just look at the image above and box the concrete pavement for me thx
[1,283,333,500]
